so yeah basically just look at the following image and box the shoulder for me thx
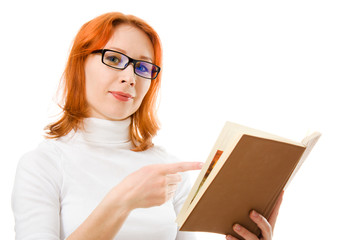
[13,139,64,196]
[17,139,63,173]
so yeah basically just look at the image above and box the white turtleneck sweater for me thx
[11,118,197,240]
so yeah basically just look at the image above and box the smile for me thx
[109,91,134,102]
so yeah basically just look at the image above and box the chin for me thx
[105,114,132,121]
[87,105,136,121]
[87,111,132,121]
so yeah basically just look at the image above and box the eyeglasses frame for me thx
[91,49,161,80]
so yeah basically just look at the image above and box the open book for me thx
[175,122,321,239]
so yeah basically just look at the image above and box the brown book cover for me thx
[175,122,321,239]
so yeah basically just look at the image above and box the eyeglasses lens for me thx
[135,62,158,79]
[103,51,128,69]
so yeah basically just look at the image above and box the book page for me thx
[225,122,304,147]
[190,150,224,205]
[284,132,321,190]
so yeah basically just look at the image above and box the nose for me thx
[119,63,136,87]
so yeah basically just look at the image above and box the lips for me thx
[109,91,134,102]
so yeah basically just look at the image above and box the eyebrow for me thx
[110,47,153,62]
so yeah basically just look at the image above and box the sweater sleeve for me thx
[11,143,63,240]
[173,171,197,240]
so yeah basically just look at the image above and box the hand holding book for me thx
[226,191,284,240]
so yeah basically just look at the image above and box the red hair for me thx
[45,12,162,151]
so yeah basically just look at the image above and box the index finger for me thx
[163,162,203,174]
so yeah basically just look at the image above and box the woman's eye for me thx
[137,64,149,73]
[106,56,120,64]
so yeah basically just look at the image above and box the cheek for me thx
[85,74,101,104]
[136,81,152,101]
[85,59,99,99]
[85,63,111,100]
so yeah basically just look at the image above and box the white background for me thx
[1,0,359,239]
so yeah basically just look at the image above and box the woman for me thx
[11,12,283,240]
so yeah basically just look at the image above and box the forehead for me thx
[104,24,154,62]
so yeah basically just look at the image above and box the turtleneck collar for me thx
[79,117,132,145]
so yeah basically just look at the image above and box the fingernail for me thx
[252,210,259,217]
[226,235,232,240]
[198,162,204,168]
[234,224,241,231]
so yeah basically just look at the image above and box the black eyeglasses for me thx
[92,49,161,80]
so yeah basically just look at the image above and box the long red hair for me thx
[45,12,162,151]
